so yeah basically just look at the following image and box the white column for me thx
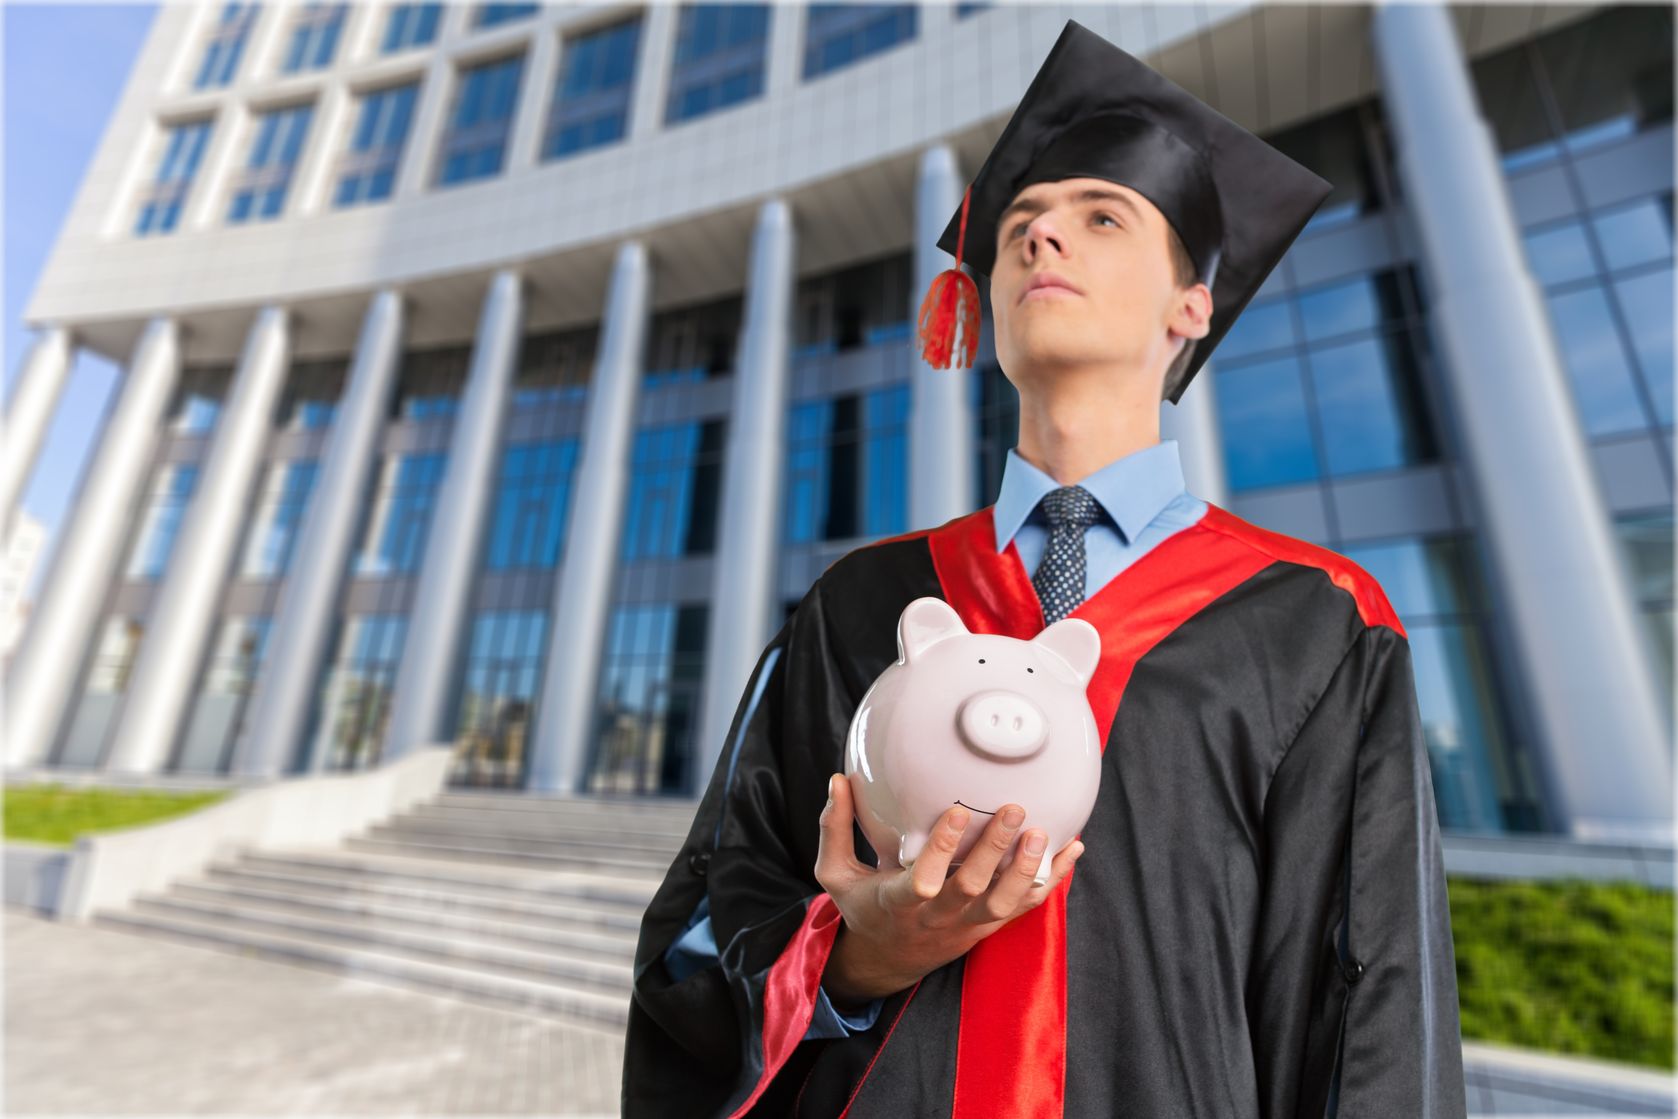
[3,318,181,769]
[105,306,291,774]
[380,269,522,761]
[1159,358,1230,508]
[527,241,653,795]
[695,197,796,795]
[910,144,977,528]
[1,326,74,536]
[1372,1,1672,841]
[505,13,561,170]
[626,2,680,140]
[233,289,404,778]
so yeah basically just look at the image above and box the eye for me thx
[1093,211,1120,228]
[1026,667,1034,673]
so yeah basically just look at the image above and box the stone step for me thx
[92,906,631,1030]
[403,802,694,842]
[198,864,650,935]
[364,821,685,862]
[432,791,699,823]
[169,879,641,960]
[231,848,660,909]
[340,834,671,879]
[127,894,636,987]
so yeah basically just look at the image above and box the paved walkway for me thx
[5,909,625,1115]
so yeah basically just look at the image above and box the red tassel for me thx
[917,183,980,369]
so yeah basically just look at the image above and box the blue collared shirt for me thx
[663,440,1207,1041]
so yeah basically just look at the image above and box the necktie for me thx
[1031,485,1101,625]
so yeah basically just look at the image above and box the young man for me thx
[622,19,1467,1119]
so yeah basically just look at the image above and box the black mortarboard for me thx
[915,18,1333,404]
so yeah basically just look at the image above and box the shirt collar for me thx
[992,439,1187,552]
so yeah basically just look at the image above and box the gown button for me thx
[1344,957,1365,984]
[688,850,711,877]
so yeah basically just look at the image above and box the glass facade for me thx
[587,603,707,795]
[621,421,724,560]
[392,343,470,419]
[482,439,579,571]
[1614,509,1676,735]
[793,252,915,356]
[802,4,916,81]
[450,609,548,787]
[515,327,596,406]
[173,616,271,773]
[437,54,525,186]
[354,451,448,576]
[228,102,315,223]
[665,4,770,126]
[475,3,539,29]
[543,17,641,161]
[382,2,442,54]
[280,2,346,74]
[124,463,200,581]
[785,383,910,543]
[135,119,213,236]
[239,459,320,579]
[168,366,229,434]
[336,82,419,208]
[274,357,346,431]
[193,1,256,90]
[55,618,145,767]
[646,296,740,386]
[308,614,407,771]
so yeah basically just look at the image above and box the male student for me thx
[622,19,1468,1119]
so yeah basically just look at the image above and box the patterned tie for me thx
[1031,485,1102,625]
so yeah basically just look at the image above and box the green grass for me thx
[1450,876,1675,1070]
[3,783,233,848]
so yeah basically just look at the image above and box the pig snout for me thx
[956,690,1049,760]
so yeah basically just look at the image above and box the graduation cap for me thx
[917,18,1334,404]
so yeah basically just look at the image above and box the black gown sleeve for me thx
[1247,621,1469,1119]
[621,573,861,1118]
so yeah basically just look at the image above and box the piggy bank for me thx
[844,596,1103,886]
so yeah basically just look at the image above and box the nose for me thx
[1024,212,1065,259]
[957,689,1049,761]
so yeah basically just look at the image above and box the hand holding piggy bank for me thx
[844,597,1102,887]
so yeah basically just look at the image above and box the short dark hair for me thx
[1161,222,1201,402]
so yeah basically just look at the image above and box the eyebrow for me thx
[997,187,1145,236]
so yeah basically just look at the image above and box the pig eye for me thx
[978,658,986,664]
[1026,667,1034,673]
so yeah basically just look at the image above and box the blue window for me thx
[955,2,990,16]
[239,459,320,579]
[383,2,442,53]
[483,439,580,570]
[355,452,448,576]
[437,54,526,185]
[136,119,213,236]
[665,4,769,126]
[1213,355,1319,491]
[194,2,257,90]
[544,18,641,160]
[392,344,470,419]
[475,2,539,29]
[174,616,272,775]
[621,421,723,560]
[335,83,418,207]
[450,610,550,789]
[169,366,228,433]
[785,384,909,543]
[589,603,708,795]
[308,614,408,772]
[125,464,200,581]
[228,103,315,223]
[803,4,916,81]
[281,3,346,73]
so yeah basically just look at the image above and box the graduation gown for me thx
[621,500,1468,1118]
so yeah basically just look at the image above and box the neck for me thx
[1014,366,1161,485]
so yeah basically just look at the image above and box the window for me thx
[355,452,448,576]
[803,4,916,81]
[335,82,418,207]
[482,439,579,570]
[621,421,724,559]
[792,252,914,355]
[437,54,525,185]
[194,1,257,90]
[274,356,346,430]
[228,102,315,223]
[646,296,740,385]
[543,18,641,160]
[1613,509,1675,735]
[785,383,910,543]
[168,365,229,433]
[382,2,441,53]
[588,603,708,795]
[515,326,596,405]
[54,618,145,767]
[307,614,407,771]
[135,119,213,236]
[392,344,470,419]
[955,2,991,16]
[665,4,769,126]
[124,464,200,581]
[173,617,271,774]
[280,2,346,73]
[451,610,549,788]
[239,459,320,578]
[475,2,539,29]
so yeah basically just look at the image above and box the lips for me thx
[1019,273,1083,304]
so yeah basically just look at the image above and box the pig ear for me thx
[898,597,970,663]
[1032,617,1101,684]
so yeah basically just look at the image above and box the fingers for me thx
[934,803,1027,915]
[968,834,1085,924]
[889,803,972,908]
[813,774,867,892]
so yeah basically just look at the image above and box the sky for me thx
[4,1,159,596]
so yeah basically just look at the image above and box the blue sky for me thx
[4,2,158,595]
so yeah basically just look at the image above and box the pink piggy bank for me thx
[844,596,1102,887]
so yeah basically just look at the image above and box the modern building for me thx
[6,2,1672,841]
[0,509,46,661]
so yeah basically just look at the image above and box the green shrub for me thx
[3,784,232,848]
[1449,876,1674,1070]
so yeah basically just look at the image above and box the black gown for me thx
[621,500,1468,1119]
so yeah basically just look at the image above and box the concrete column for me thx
[105,306,291,774]
[1371,2,1673,841]
[380,269,522,761]
[233,289,404,778]
[3,318,182,768]
[626,2,679,140]
[527,241,653,795]
[1,326,73,536]
[1159,358,1230,508]
[505,12,561,170]
[694,197,796,795]
[910,144,977,529]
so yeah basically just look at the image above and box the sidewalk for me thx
[5,909,624,1115]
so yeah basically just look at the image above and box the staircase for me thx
[91,790,699,1030]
